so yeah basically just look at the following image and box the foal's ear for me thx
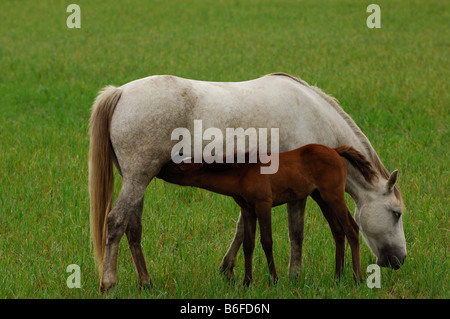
[179,161,204,172]
[178,157,193,171]
[386,169,398,192]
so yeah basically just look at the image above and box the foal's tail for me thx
[335,146,378,184]
[89,86,122,274]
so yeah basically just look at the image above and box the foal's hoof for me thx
[269,276,279,286]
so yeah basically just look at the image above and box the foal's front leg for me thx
[321,193,362,283]
[310,191,345,278]
[346,210,363,283]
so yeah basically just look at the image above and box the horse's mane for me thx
[269,73,402,201]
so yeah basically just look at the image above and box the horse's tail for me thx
[89,85,122,274]
[335,146,378,184]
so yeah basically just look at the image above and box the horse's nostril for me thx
[387,255,405,270]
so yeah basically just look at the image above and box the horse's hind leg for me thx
[100,180,148,292]
[125,199,152,289]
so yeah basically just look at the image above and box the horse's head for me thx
[355,170,407,269]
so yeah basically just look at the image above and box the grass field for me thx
[0,0,448,299]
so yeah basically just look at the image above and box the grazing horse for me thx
[89,73,406,292]
[157,144,377,285]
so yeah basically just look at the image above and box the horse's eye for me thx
[393,210,402,218]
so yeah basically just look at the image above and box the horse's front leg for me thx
[219,212,244,280]
[287,199,307,277]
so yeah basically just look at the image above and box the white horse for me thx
[89,73,406,292]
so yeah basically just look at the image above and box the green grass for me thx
[0,0,448,299]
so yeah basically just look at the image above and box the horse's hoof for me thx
[138,278,154,291]
[219,264,235,281]
[288,266,301,279]
[100,280,116,294]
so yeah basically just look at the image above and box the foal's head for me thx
[157,158,202,179]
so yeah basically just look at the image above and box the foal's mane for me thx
[269,73,402,201]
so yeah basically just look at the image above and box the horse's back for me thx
[115,74,310,121]
[109,74,363,178]
[111,73,343,140]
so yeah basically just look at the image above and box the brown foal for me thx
[157,144,377,285]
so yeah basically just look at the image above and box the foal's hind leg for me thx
[125,200,152,289]
[101,180,148,292]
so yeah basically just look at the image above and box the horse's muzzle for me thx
[377,249,406,270]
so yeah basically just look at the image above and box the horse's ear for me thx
[386,169,398,192]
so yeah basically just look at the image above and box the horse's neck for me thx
[334,127,385,208]
[341,145,386,209]
[344,167,377,208]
